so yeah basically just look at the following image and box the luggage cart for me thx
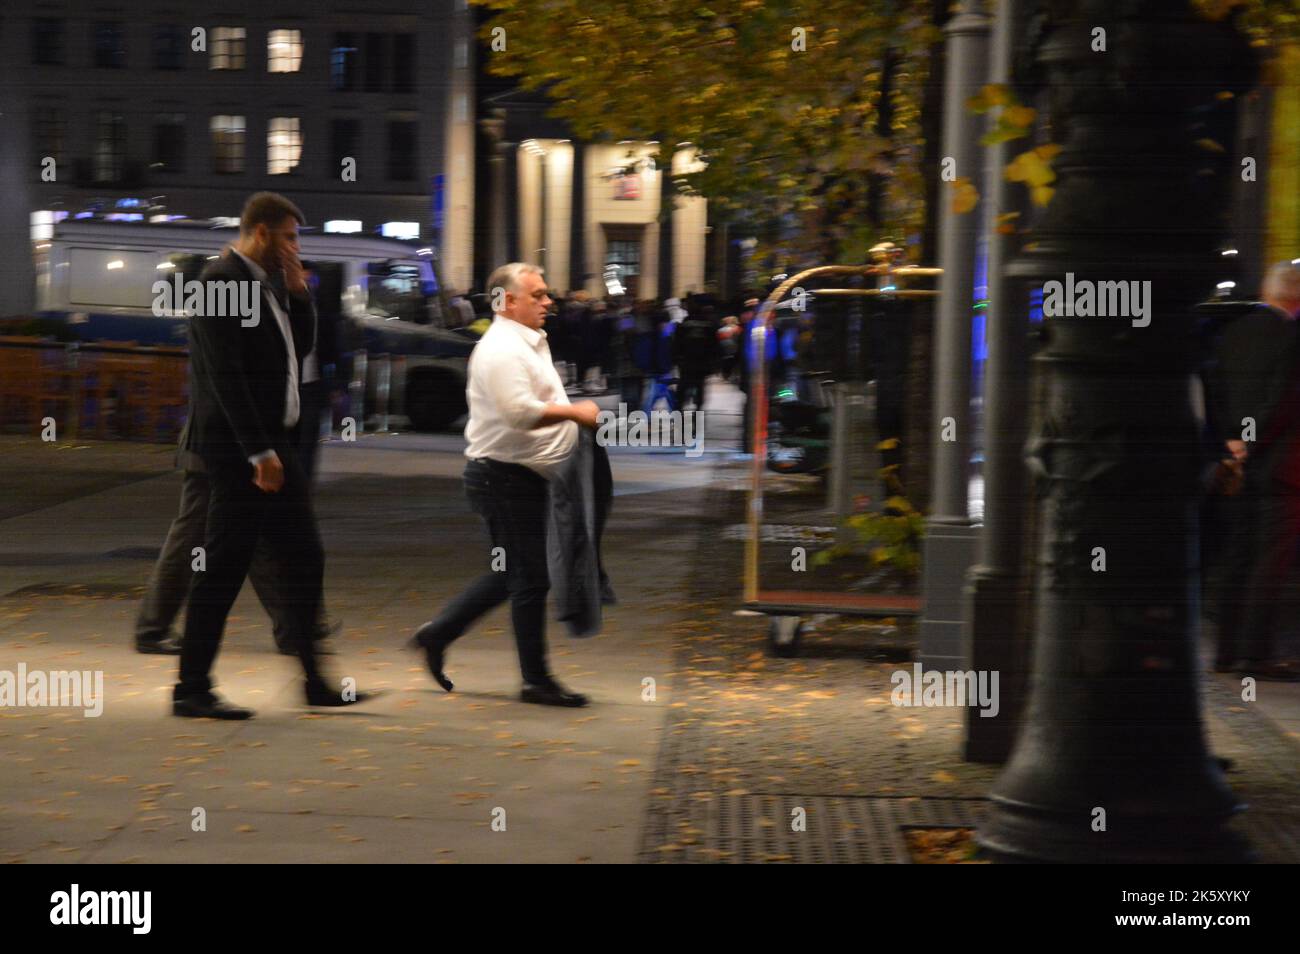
[743,245,941,656]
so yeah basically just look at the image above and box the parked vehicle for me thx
[32,219,477,431]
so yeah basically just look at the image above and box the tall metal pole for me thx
[977,0,1257,862]
[961,0,1030,763]
[919,4,989,671]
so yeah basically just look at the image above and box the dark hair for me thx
[240,191,305,235]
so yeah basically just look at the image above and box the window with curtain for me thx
[210,27,247,70]
[267,117,302,175]
[211,115,246,173]
[267,29,302,72]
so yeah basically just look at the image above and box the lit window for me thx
[267,117,302,175]
[211,115,246,173]
[380,222,419,240]
[606,240,640,277]
[210,27,247,70]
[267,29,302,73]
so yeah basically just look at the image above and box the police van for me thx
[33,219,477,431]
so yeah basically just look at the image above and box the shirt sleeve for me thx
[477,348,547,430]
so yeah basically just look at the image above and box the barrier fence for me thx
[0,336,189,443]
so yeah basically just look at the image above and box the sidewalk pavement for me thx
[3,428,1295,864]
[0,434,709,863]
[638,459,1300,863]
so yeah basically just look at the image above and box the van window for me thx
[367,260,426,324]
[69,248,201,310]
[70,248,157,308]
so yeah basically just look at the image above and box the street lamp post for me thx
[919,3,990,674]
[977,0,1258,862]
[962,0,1031,764]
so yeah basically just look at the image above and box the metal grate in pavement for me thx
[643,791,986,863]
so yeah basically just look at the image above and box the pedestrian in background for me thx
[1210,260,1300,680]
[673,301,719,412]
[718,315,741,383]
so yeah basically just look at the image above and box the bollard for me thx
[375,354,391,433]
[348,351,367,435]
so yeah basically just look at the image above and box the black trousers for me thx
[177,439,325,698]
[424,458,552,685]
[1216,466,1300,664]
[136,469,328,645]
[678,370,708,412]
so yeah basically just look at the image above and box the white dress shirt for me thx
[233,249,299,464]
[464,314,577,478]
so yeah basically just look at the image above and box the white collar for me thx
[493,313,546,349]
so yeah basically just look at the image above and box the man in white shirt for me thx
[412,263,600,706]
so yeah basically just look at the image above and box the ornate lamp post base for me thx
[975,1,1258,863]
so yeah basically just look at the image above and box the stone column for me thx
[504,140,520,262]
[0,61,34,316]
[479,114,509,270]
[569,142,586,293]
[657,168,676,301]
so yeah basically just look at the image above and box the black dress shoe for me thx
[173,693,254,720]
[137,634,182,655]
[409,622,454,692]
[520,681,588,708]
[303,681,386,707]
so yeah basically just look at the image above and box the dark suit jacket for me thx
[183,249,317,473]
[546,427,614,638]
[1207,303,1300,486]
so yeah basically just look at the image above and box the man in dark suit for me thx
[135,262,344,658]
[175,192,379,718]
[1210,261,1300,680]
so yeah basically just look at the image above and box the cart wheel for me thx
[767,616,804,657]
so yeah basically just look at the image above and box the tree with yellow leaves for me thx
[474,0,941,267]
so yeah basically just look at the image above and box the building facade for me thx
[475,90,713,302]
[1,0,476,314]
